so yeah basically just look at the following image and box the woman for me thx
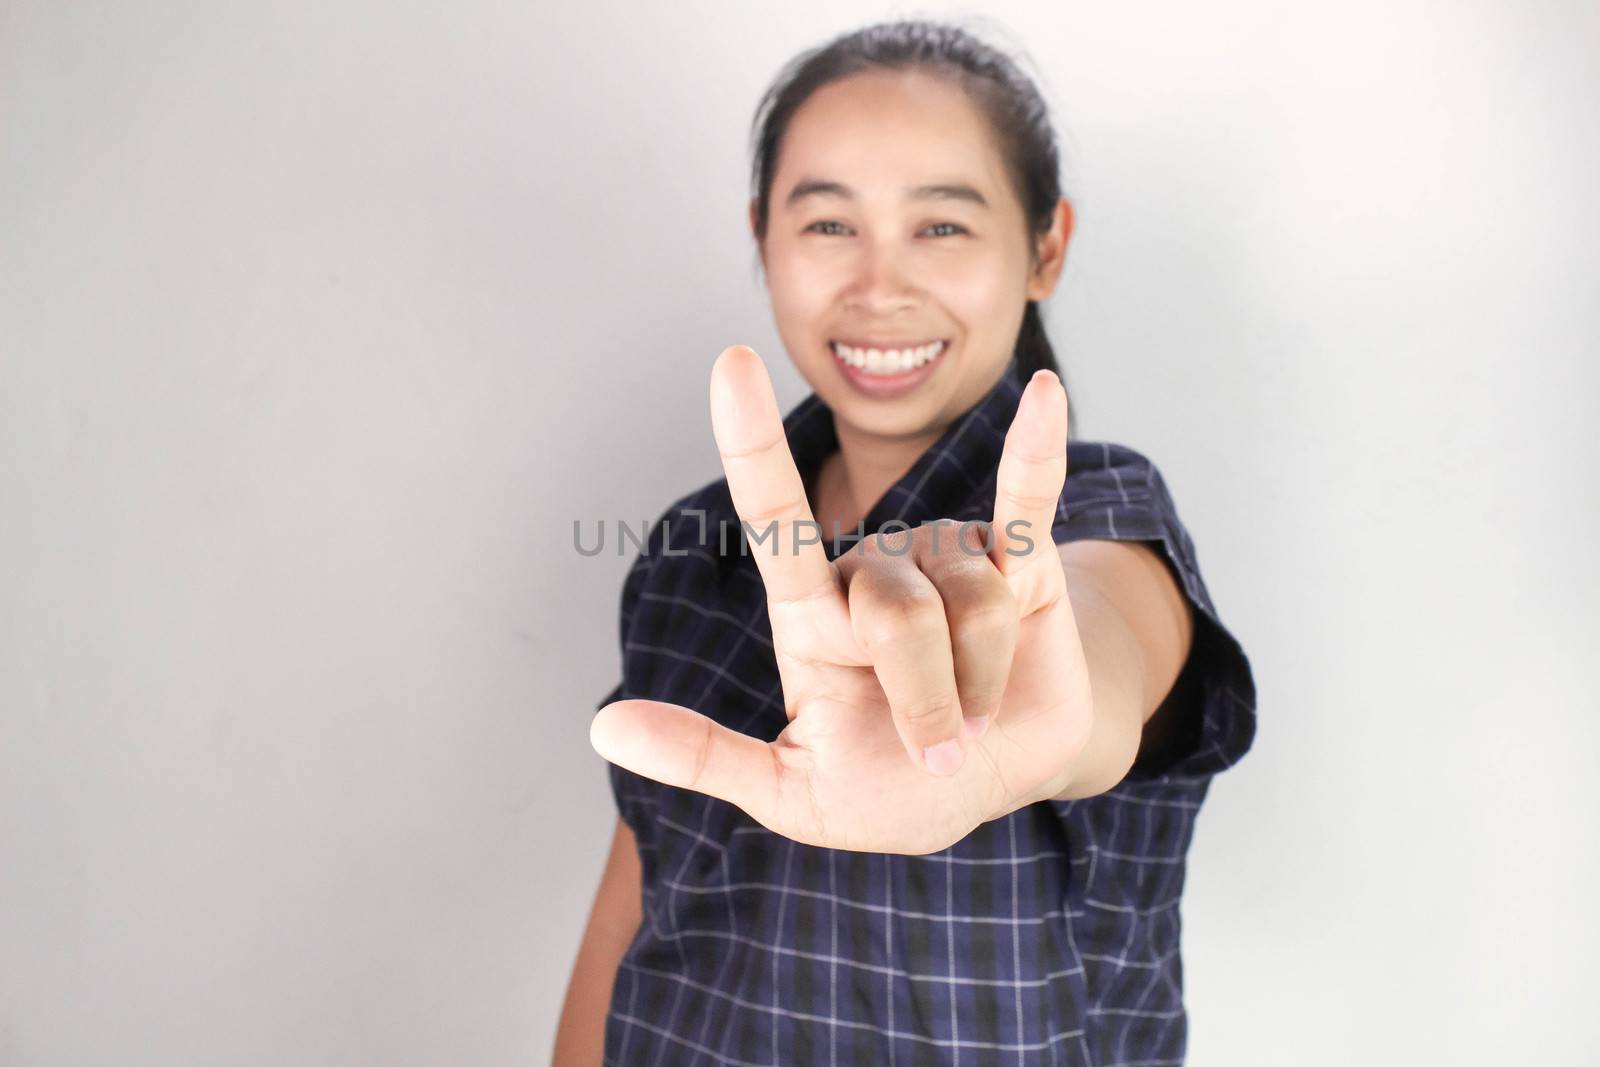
[555,19,1256,1067]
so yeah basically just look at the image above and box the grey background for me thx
[2,2,1596,1064]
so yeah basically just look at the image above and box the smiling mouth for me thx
[829,339,947,375]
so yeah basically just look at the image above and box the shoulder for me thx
[1062,440,1164,506]
[1053,439,1259,782]
[1054,440,1179,551]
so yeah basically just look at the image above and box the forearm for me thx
[1032,577,1147,803]
[552,821,643,1066]
[552,918,633,1065]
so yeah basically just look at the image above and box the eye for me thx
[804,220,852,236]
[921,222,969,238]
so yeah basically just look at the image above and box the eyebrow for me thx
[783,178,990,209]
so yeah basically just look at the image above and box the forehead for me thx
[773,69,1011,204]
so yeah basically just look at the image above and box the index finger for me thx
[710,345,838,606]
[990,370,1070,577]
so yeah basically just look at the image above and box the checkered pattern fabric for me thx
[593,356,1257,1066]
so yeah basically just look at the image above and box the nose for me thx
[842,237,918,316]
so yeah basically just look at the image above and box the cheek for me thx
[925,247,1026,328]
[764,249,836,322]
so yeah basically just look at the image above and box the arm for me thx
[551,816,643,1067]
[1034,538,1195,801]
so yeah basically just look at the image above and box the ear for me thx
[1025,197,1075,302]
[748,197,768,273]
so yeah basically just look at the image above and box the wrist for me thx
[979,734,1086,823]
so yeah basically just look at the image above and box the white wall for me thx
[1,2,1595,1064]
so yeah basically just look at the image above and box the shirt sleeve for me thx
[1051,441,1258,781]
[592,556,646,712]
[594,503,666,705]
[595,506,669,830]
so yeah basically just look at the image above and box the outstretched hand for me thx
[590,345,1094,854]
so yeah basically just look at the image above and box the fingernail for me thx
[961,715,989,740]
[922,738,965,776]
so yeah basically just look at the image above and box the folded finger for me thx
[914,521,1018,739]
[845,551,967,776]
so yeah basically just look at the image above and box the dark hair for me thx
[749,18,1073,412]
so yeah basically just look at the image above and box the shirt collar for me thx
[714,354,1031,576]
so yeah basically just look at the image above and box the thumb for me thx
[590,699,780,821]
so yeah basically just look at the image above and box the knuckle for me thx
[857,589,945,648]
[899,691,959,725]
[962,682,1007,713]
[857,601,940,652]
[866,527,915,557]
[686,717,715,791]
[923,518,965,550]
[953,599,1019,643]
[914,520,997,570]
[736,492,808,529]
[998,485,1060,512]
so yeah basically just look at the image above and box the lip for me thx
[831,337,945,349]
[828,338,949,399]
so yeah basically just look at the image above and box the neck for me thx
[818,418,943,531]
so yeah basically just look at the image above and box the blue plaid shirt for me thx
[595,357,1257,1066]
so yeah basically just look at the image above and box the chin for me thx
[821,380,955,442]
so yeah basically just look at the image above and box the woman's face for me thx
[755,68,1070,441]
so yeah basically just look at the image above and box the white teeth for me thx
[831,340,945,376]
